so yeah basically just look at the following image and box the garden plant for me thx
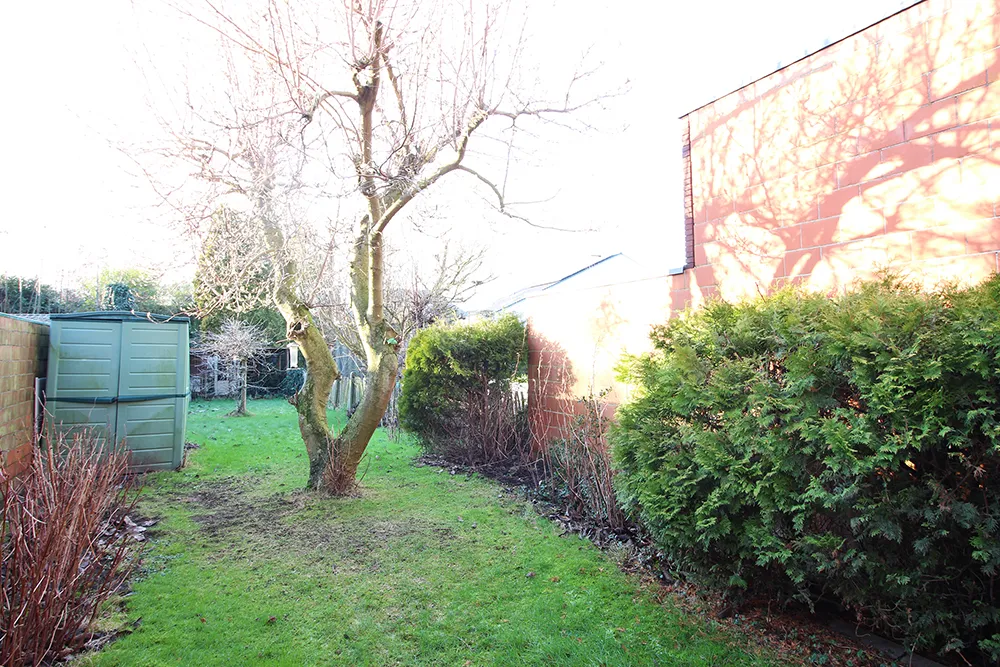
[613,275,1000,662]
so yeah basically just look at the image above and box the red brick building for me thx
[524,0,1000,447]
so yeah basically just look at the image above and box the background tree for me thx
[194,208,287,341]
[102,283,136,311]
[0,275,81,314]
[139,0,606,493]
[81,268,191,314]
[193,208,273,318]
[312,241,492,368]
[158,281,197,315]
[194,318,269,416]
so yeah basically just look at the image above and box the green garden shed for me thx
[46,312,190,471]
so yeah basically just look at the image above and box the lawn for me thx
[80,398,779,666]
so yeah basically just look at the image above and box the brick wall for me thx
[685,0,1000,305]
[0,315,49,476]
[527,0,1000,446]
[520,258,679,449]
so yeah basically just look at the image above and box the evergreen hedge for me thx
[399,314,528,463]
[612,276,1000,661]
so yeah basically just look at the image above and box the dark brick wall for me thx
[0,315,48,476]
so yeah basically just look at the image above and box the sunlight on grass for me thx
[78,399,779,667]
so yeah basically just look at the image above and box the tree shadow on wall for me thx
[526,329,577,454]
[690,2,1000,297]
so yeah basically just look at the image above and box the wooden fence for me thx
[329,375,402,427]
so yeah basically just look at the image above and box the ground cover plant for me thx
[612,275,1000,663]
[79,399,779,666]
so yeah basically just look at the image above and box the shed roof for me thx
[0,313,52,325]
[49,311,190,323]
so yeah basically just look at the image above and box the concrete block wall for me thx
[0,314,48,476]
[528,0,1000,446]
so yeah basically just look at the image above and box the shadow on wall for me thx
[689,0,1000,303]
[527,331,576,453]
[523,273,671,449]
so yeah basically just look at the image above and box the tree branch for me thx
[453,166,590,232]
[370,109,488,237]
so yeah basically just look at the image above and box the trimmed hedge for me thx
[612,276,1000,661]
[399,314,528,463]
[279,367,305,397]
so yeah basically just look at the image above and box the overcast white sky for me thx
[0,0,914,307]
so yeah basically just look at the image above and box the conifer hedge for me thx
[612,276,1000,661]
[400,314,528,462]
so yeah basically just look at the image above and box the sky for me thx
[0,0,914,308]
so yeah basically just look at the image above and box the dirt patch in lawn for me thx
[184,476,301,537]
[180,477,455,566]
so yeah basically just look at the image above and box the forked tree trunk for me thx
[263,211,393,495]
[314,29,403,493]
[256,18,411,494]
[317,211,401,493]
[323,348,397,491]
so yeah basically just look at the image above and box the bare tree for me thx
[195,318,269,416]
[193,207,274,318]
[313,241,491,365]
[140,0,607,493]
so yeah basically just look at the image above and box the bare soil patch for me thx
[179,477,456,568]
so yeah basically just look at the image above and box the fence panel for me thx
[329,375,401,429]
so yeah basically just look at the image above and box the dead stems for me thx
[0,431,140,666]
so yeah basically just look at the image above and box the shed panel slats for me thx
[47,313,188,471]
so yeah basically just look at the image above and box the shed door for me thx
[115,321,183,468]
[48,320,121,447]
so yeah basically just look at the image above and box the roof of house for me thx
[495,252,687,313]
[496,253,623,311]
[680,0,922,117]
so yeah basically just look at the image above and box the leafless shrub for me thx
[542,393,629,534]
[436,387,530,466]
[194,318,270,415]
[0,431,139,666]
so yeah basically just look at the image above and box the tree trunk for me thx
[315,211,401,493]
[310,22,403,493]
[323,346,397,491]
[239,362,248,414]
[231,361,249,416]
[261,215,341,491]
[257,19,403,494]
[282,301,340,490]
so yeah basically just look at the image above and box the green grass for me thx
[80,399,779,666]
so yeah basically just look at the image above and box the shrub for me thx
[279,367,305,397]
[542,393,629,535]
[611,275,1000,661]
[1,431,139,665]
[400,314,528,464]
